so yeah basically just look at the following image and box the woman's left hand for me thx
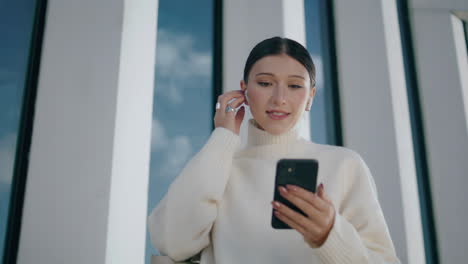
[271,183,335,248]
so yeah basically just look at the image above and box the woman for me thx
[148,37,401,263]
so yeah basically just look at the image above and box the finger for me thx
[229,96,246,109]
[278,186,320,218]
[272,201,314,232]
[317,183,324,197]
[317,183,332,204]
[274,206,322,237]
[285,185,328,212]
[217,93,244,115]
[224,98,245,117]
[217,90,244,106]
[317,183,333,205]
[235,106,245,123]
[273,210,306,235]
[279,187,333,230]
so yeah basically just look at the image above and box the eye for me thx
[289,84,303,89]
[257,81,272,87]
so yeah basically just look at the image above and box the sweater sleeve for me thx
[312,154,401,263]
[147,127,241,262]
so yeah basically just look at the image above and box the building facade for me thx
[1,0,467,263]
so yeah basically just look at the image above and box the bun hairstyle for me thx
[243,37,316,87]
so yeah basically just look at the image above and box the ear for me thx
[306,87,316,111]
[240,80,249,106]
[311,86,317,98]
[240,80,247,91]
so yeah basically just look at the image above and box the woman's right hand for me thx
[214,90,246,135]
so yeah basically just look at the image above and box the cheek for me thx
[247,88,267,106]
[291,91,309,109]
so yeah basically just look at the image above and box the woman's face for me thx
[241,54,316,135]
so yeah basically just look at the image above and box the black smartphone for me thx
[271,159,319,229]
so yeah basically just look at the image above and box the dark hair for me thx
[243,36,316,86]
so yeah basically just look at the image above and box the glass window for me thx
[0,0,42,261]
[304,0,342,145]
[145,0,215,263]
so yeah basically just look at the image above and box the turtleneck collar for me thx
[247,119,301,147]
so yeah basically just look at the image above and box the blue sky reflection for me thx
[305,0,329,145]
[145,0,214,262]
[0,0,37,260]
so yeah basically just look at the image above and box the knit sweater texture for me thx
[148,119,401,263]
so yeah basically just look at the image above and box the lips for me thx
[266,110,290,120]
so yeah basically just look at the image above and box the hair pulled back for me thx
[243,37,316,87]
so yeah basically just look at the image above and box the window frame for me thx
[2,0,48,263]
[396,0,440,263]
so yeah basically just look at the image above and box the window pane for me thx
[0,0,38,260]
[145,0,214,262]
[304,0,341,145]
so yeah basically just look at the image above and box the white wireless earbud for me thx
[306,98,313,111]
[244,90,249,103]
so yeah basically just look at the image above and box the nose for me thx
[271,85,287,106]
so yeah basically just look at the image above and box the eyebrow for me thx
[255,72,305,80]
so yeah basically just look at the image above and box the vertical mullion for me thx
[212,0,223,130]
[396,0,439,263]
[463,21,468,54]
[320,0,343,146]
[2,0,48,263]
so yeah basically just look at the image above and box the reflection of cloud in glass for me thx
[163,136,192,176]
[156,29,212,105]
[147,3,215,260]
[311,55,323,89]
[151,119,169,150]
[151,118,193,180]
[0,133,16,184]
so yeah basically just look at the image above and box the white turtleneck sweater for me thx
[148,120,401,263]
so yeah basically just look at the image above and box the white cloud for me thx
[155,29,212,104]
[164,136,192,176]
[151,118,168,150]
[0,133,17,185]
[150,119,193,180]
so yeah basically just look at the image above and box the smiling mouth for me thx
[266,110,290,120]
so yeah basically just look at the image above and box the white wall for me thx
[17,0,157,263]
[334,0,428,263]
[409,0,468,263]
[105,0,157,263]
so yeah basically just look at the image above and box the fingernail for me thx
[279,186,288,193]
[272,201,281,208]
[286,184,298,191]
[319,183,324,190]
